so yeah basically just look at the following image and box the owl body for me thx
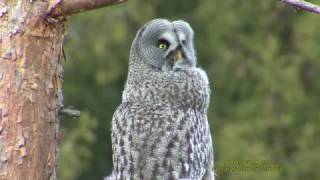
[108,19,214,180]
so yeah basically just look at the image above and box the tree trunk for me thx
[0,0,126,179]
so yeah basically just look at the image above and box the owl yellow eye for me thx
[158,43,167,49]
[157,39,170,50]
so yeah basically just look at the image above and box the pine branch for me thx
[282,0,320,14]
[50,0,127,17]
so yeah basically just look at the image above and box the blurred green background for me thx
[58,0,320,180]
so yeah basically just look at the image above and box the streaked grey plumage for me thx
[106,19,214,180]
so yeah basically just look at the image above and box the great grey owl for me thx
[106,19,214,180]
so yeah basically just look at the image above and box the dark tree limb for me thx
[282,0,320,14]
[50,0,127,17]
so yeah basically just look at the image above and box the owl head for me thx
[130,19,197,71]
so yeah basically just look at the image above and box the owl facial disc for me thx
[133,19,196,72]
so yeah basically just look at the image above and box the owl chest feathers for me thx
[113,67,214,179]
[122,67,210,113]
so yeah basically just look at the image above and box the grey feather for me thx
[107,19,214,180]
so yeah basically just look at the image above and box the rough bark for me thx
[0,1,66,179]
[0,0,126,180]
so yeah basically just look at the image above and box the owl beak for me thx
[174,50,182,62]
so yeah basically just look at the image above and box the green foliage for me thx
[59,1,320,179]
